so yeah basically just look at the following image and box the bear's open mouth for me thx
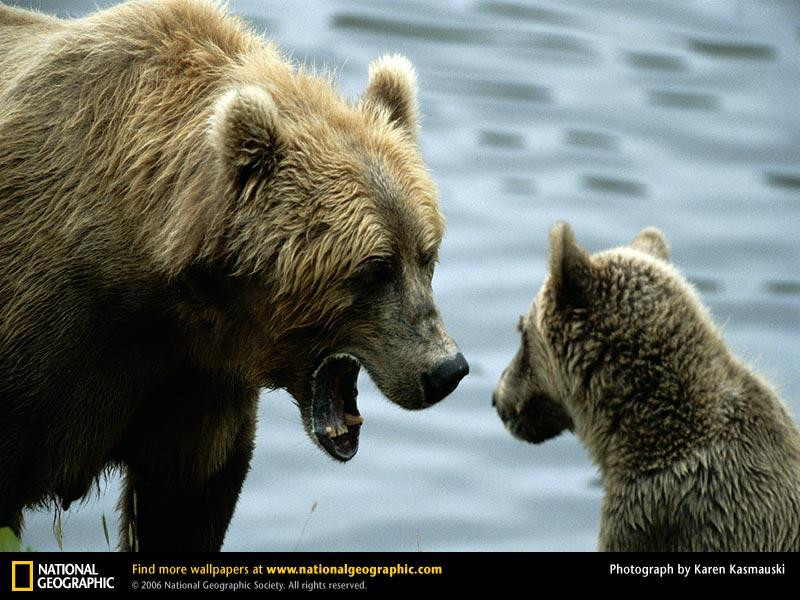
[310,353,363,462]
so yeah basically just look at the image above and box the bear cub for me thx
[494,222,800,551]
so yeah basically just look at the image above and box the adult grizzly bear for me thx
[493,223,800,551]
[0,0,468,551]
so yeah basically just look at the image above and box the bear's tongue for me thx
[311,354,362,461]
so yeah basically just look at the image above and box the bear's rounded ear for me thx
[208,85,282,190]
[631,227,670,261]
[363,54,419,139]
[548,221,592,307]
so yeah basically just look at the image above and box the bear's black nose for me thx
[422,352,469,406]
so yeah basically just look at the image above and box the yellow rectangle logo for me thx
[11,561,34,592]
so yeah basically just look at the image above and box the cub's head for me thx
[175,55,467,461]
[494,222,715,458]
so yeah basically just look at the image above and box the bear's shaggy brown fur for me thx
[0,0,467,550]
[494,223,800,551]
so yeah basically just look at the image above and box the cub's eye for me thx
[352,258,396,287]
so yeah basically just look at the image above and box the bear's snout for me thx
[421,352,469,406]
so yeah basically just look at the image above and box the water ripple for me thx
[647,90,720,111]
[582,174,647,197]
[687,38,777,61]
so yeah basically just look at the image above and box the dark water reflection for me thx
[11,0,799,552]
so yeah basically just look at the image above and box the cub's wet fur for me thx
[494,222,800,551]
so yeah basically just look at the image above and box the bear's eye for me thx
[352,258,396,288]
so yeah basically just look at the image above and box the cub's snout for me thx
[493,366,572,444]
[492,308,573,445]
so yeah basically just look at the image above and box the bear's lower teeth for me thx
[322,414,363,438]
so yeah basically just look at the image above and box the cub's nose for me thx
[421,352,470,406]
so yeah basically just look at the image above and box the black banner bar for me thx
[2,552,798,593]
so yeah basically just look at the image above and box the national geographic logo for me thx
[11,561,33,592]
[9,561,115,591]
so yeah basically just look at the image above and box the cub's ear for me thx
[209,86,282,189]
[363,54,419,138]
[548,221,592,306]
[631,227,669,261]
